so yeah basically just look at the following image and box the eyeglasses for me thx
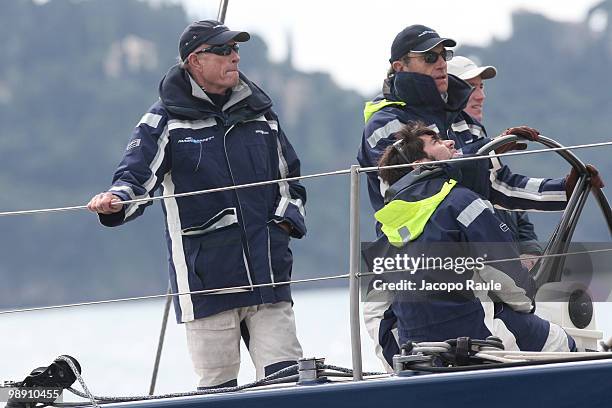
[195,43,240,56]
[406,49,454,64]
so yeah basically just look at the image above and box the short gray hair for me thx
[387,54,411,79]
[177,53,189,69]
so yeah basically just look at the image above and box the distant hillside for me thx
[0,0,364,308]
[0,0,611,309]
[457,4,612,239]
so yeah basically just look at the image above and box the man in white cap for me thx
[448,56,543,269]
[447,56,496,123]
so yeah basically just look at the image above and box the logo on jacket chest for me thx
[177,136,215,144]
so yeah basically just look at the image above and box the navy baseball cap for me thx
[179,19,250,61]
[390,25,456,62]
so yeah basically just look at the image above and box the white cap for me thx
[447,56,497,80]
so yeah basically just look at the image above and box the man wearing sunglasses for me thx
[358,24,602,371]
[87,20,305,389]
[358,24,569,215]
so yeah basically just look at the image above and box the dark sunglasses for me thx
[407,49,454,64]
[195,43,240,56]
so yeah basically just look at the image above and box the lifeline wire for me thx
[0,168,349,217]
[0,139,611,315]
[0,273,349,315]
[0,140,610,218]
[2,247,612,316]
[356,247,612,278]
[358,139,612,174]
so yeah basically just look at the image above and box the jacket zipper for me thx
[266,224,276,287]
[223,123,256,291]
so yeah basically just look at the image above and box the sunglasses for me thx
[406,49,454,64]
[195,43,240,56]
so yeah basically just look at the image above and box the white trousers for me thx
[185,302,303,387]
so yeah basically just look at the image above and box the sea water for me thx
[0,287,382,399]
[1,288,611,401]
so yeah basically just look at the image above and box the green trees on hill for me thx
[0,0,610,308]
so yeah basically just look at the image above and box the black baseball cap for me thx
[179,19,250,61]
[390,25,456,62]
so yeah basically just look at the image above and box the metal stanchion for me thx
[348,165,363,380]
[148,284,172,395]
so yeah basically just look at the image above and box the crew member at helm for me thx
[365,121,581,358]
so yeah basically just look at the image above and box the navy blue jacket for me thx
[99,65,306,323]
[357,72,567,216]
[496,210,543,255]
[364,167,537,346]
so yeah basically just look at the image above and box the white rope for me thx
[412,346,451,354]
[56,356,100,408]
[474,352,526,363]
[0,140,610,218]
[476,350,612,360]
[410,341,612,363]
[414,341,451,349]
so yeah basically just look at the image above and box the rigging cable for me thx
[1,247,611,316]
[1,140,611,218]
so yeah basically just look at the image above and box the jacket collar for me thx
[187,73,254,112]
[159,64,272,121]
[384,164,463,204]
[384,72,472,114]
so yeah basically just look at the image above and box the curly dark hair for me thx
[378,121,438,185]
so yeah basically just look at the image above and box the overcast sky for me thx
[165,0,604,94]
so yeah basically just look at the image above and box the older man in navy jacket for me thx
[88,20,305,389]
